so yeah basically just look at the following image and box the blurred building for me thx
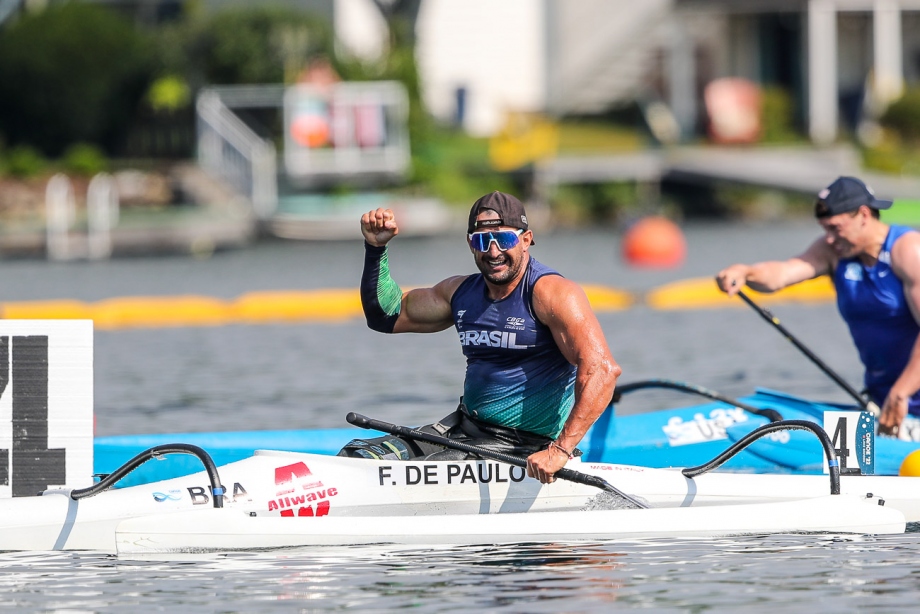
[8,0,916,144]
[672,0,920,145]
[0,0,920,143]
[335,0,920,145]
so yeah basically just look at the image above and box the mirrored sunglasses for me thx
[468,229,523,252]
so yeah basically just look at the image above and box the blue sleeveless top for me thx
[834,224,920,415]
[451,257,576,438]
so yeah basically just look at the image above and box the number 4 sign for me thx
[823,411,875,475]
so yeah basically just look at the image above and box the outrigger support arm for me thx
[681,419,841,495]
[346,412,649,509]
[69,443,225,508]
[611,379,784,422]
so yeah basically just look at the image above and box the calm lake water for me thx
[2,220,919,612]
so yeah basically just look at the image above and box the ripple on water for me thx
[0,533,918,612]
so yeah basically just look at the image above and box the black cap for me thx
[815,176,893,218]
[467,192,532,243]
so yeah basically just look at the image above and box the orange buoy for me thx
[622,216,687,268]
[899,449,920,476]
[290,113,330,148]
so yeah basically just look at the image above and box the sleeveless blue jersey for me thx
[834,224,920,415]
[451,257,576,438]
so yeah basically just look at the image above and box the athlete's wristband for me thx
[550,440,572,458]
[361,242,402,333]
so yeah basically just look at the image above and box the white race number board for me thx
[823,410,875,476]
[0,320,93,497]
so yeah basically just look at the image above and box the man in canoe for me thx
[341,191,622,483]
[716,176,920,439]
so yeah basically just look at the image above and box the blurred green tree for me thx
[63,143,109,176]
[0,3,154,156]
[5,144,47,178]
[880,87,920,143]
[155,6,332,87]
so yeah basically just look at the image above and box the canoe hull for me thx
[115,495,905,554]
[3,451,919,553]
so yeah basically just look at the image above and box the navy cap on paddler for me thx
[467,191,533,244]
[815,176,893,218]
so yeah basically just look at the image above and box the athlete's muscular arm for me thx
[880,232,920,435]
[393,277,467,334]
[716,238,835,295]
[360,207,464,334]
[525,276,621,483]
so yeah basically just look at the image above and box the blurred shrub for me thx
[552,182,639,225]
[146,75,192,114]
[62,143,109,176]
[880,88,920,142]
[0,4,153,156]
[6,145,47,178]
[156,6,333,86]
[409,128,513,206]
[760,86,799,142]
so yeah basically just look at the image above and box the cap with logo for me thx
[467,191,533,244]
[815,176,893,218]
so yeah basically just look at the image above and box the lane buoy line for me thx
[0,277,835,330]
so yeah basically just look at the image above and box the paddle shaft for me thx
[346,412,648,509]
[737,290,879,416]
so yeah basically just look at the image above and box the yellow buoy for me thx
[899,449,920,476]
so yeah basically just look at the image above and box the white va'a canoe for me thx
[1,450,916,553]
[116,494,904,554]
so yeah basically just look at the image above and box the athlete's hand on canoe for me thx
[715,265,750,296]
[879,389,909,438]
[361,208,399,247]
[526,446,570,484]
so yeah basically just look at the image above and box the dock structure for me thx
[0,164,255,260]
[535,145,920,206]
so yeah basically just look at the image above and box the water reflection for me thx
[1,533,919,610]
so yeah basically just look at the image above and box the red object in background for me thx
[290,113,331,148]
[704,78,762,144]
[622,216,687,268]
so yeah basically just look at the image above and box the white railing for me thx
[45,174,76,261]
[45,173,120,261]
[196,81,409,211]
[86,173,119,260]
[196,90,278,220]
[282,81,411,185]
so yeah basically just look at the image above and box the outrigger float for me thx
[3,414,916,555]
